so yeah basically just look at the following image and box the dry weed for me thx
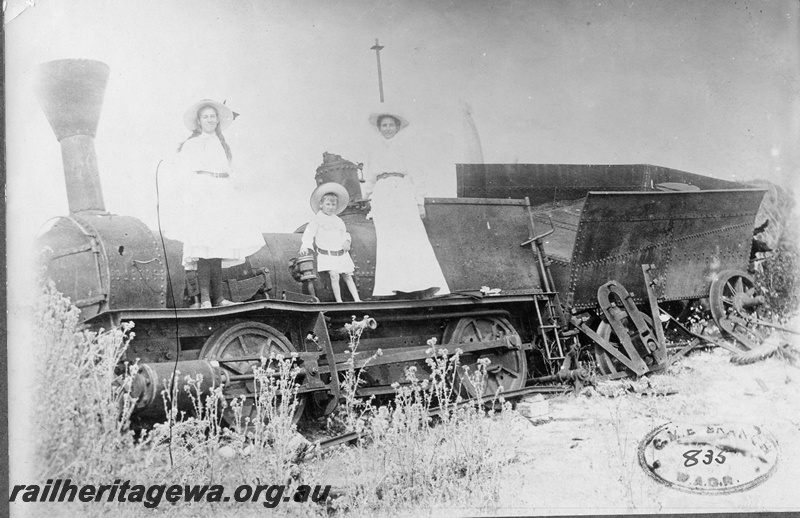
[31,292,510,517]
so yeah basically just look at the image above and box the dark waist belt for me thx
[196,170,230,179]
[316,247,345,256]
[377,172,405,181]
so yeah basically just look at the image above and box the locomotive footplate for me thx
[91,290,552,325]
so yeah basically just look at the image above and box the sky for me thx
[6,0,799,242]
[4,0,800,493]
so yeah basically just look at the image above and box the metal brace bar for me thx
[641,264,668,366]
[313,312,340,415]
[571,315,647,376]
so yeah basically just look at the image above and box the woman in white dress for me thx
[362,108,450,298]
[176,99,263,308]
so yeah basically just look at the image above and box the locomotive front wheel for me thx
[709,270,768,350]
[199,322,307,425]
[443,316,527,401]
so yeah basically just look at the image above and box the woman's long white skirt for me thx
[176,174,264,269]
[369,176,450,296]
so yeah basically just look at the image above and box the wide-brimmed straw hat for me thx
[368,106,410,132]
[310,182,349,214]
[183,99,234,132]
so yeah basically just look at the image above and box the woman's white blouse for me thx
[301,212,352,251]
[362,132,424,204]
[179,132,233,174]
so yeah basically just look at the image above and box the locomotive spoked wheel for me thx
[443,316,527,402]
[593,310,656,377]
[709,270,768,350]
[199,322,307,426]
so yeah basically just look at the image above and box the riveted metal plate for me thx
[424,198,543,292]
[568,189,765,309]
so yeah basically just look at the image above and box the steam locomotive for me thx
[37,59,768,422]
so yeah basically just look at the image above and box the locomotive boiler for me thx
[36,59,769,423]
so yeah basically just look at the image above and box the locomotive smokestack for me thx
[35,59,109,213]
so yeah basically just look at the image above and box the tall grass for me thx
[31,285,511,516]
[323,321,512,516]
[33,280,138,482]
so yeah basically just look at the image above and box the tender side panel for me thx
[457,163,650,205]
[456,163,745,206]
[568,189,766,309]
[425,198,544,292]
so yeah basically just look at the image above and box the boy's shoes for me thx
[214,299,236,307]
[200,301,212,309]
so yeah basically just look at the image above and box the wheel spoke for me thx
[238,335,249,355]
[470,320,484,342]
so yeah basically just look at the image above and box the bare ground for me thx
[435,345,800,516]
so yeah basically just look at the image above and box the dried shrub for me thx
[31,292,510,517]
[323,328,512,516]
[755,225,800,321]
[33,280,138,482]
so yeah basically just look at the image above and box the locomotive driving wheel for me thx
[199,322,307,426]
[443,316,527,401]
[709,270,768,350]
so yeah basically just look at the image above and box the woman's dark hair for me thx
[177,104,233,162]
[376,114,401,129]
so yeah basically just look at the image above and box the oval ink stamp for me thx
[638,422,779,494]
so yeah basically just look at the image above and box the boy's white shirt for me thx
[300,211,352,251]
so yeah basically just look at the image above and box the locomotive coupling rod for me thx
[318,336,524,372]
[224,366,309,383]
[215,352,321,365]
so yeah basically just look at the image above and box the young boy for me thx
[299,182,361,302]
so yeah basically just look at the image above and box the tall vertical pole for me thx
[371,38,385,103]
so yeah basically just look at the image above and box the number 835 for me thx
[683,449,726,467]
